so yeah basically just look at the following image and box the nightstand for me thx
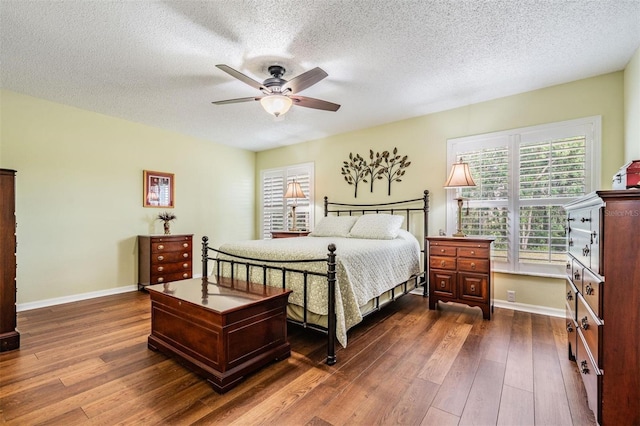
[138,234,193,290]
[427,236,494,319]
[271,230,310,239]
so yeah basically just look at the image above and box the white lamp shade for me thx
[444,160,476,188]
[260,95,293,117]
[284,181,306,199]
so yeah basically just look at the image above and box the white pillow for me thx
[309,215,359,237]
[347,214,405,240]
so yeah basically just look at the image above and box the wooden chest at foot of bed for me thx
[147,277,292,393]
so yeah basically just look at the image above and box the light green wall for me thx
[625,46,640,161]
[256,72,625,310]
[0,90,256,304]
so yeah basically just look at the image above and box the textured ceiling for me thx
[1,1,639,152]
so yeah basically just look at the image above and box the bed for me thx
[201,190,429,365]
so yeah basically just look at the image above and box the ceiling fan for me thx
[212,64,341,117]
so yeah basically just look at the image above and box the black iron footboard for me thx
[201,236,339,365]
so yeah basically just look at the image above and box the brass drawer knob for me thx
[440,281,446,288]
[440,260,446,267]
[158,244,164,250]
[440,249,445,253]
[470,284,476,292]
[183,263,189,268]
[183,243,189,248]
[157,255,164,261]
[183,253,189,258]
[470,250,475,255]
[183,273,189,278]
[157,266,164,272]
[157,277,164,283]
[470,262,476,269]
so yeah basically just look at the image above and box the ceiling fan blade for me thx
[290,95,340,112]
[212,96,262,105]
[216,64,270,92]
[281,67,328,94]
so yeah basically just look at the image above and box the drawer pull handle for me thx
[157,266,164,272]
[580,217,591,223]
[183,253,189,258]
[158,245,164,250]
[470,262,476,269]
[440,249,445,253]
[157,255,164,261]
[585,284,594,295]
[566,291,573,301]
[574,271,581,281]
[566,322,574,333]
[470,284,476,292]
[581,316,589,330]
[183,243,189,248]
[580,360,589,374]
[157,277,164,283]
[183,263,189,268]
[470,250,475,255]
[182,273,189,278]
[582,245,590,256]
[440,281,445,288]
[440,260,446,267]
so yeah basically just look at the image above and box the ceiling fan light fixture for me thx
[260,94,293,117]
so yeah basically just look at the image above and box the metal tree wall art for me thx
[379,148,411,196]
[365,150,384,193]
[341,148,411,197]
[341,152,367,197]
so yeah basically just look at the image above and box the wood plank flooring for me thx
[0,291,595,425]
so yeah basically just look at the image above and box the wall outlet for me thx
[507,290,516,303]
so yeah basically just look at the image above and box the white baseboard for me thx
[17,285,137,312]
[17,274,206,312]
[493,299,564,318]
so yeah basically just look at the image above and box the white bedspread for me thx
[215,230,420,347]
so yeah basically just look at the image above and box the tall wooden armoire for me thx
[0,168,20,352]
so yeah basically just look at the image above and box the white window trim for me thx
[447,116,601,277]
[260,162,314,239]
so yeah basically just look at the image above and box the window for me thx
[261,163,314,239]
[447,116,601,276]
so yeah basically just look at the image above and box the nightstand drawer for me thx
[430,245,457,257]
[152,251,191,263]
[458,247,489,258]
[458,258,489,273]
[152,240,191,253]
[150,270,192,284]
[429,256,457,270]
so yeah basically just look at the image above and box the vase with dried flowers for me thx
[157,211,176,235]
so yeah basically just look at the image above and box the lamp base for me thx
[452,232,466,238]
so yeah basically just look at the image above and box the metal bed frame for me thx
[201,190,429,365]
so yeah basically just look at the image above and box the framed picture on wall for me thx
[143,170,174,208]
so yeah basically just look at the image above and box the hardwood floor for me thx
[0,290,595,425]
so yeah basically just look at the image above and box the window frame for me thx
[260,162,314,239]
[446,116,601,277]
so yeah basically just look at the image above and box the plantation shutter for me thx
[448,116,599,276]
[261,163,314,239]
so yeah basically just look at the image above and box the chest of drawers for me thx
[427,237,494,320]
[138,234,193,289]
[565,190,640,425]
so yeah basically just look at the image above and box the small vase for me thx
[163,221,171,235]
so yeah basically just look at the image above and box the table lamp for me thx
[444,159,476,237]
[284,180,306,231]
